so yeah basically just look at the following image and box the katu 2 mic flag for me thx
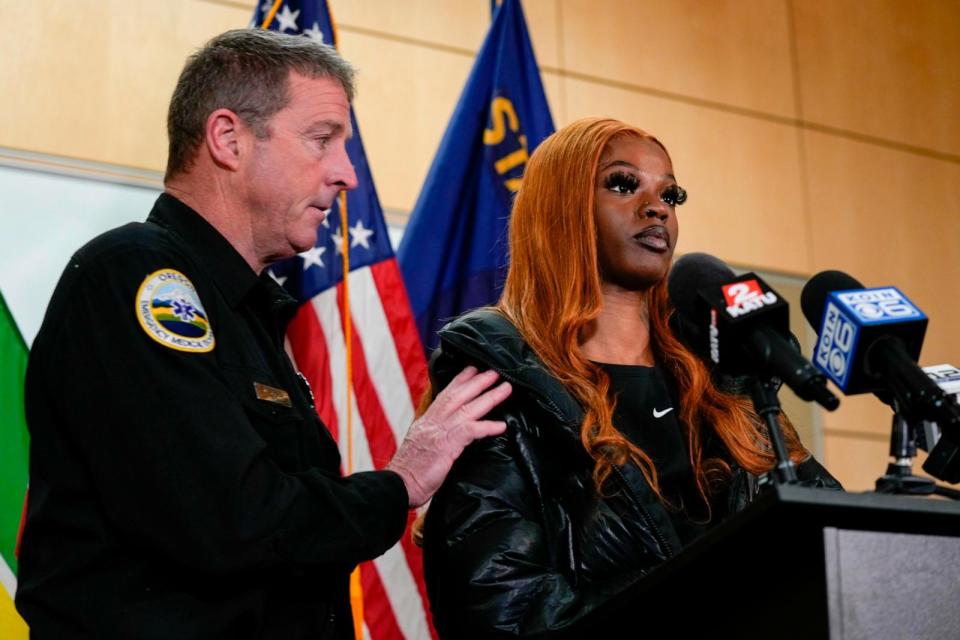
[397,0,554,353]
[251,2,431,639]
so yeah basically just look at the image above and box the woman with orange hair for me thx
[420,117,839,638]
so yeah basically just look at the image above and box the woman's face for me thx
[594,136,685,291]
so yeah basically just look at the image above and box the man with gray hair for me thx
[16,29,511,639]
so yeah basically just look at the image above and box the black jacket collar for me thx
[437,308,584,434]
[147,193,299,324]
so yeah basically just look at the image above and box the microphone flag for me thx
[810,286,926,394]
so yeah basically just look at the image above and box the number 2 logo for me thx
[722,280,762,307]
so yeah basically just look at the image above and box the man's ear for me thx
[204,108,246,171]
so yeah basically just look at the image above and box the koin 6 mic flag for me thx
[801,271,927,395]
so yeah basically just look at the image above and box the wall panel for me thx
[560,0,797,118]
[823,432,890,491]
[792,0,960,157]
[330,0,560,68]
[330,0,488,52]
[519,0,561,70]
[822,392,890,439]
[0,0,247,172]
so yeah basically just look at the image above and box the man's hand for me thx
[387,366,512,507]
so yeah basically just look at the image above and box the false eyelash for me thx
[662,184,688,206]
[604,171,640,195]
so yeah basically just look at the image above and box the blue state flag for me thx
[397,0,554,353]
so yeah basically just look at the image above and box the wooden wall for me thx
[2,0,958,489]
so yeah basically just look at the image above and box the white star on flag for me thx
[275,5,300,32]
[260,0,273,12]
[299,245,326,270]
[302,22,324,42]
[330,228,345,255]
[267,269,287,287]
[348,219,374,250]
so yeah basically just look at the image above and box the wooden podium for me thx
[595,485,960,639]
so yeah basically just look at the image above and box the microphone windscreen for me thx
[667,252,736,321]
[800,270,864,331]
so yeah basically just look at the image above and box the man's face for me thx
[243,72,358,267]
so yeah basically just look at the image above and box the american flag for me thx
[252,2,433,638]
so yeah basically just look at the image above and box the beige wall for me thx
[2,0,959,490]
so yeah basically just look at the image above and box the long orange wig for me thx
[497,117,806,506]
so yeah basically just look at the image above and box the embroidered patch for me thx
[135,269,215,353]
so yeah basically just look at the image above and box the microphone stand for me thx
[874,404,960,500]
[750,377,798,485]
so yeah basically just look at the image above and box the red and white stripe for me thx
[286,258,434,640]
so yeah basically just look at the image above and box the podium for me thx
[598,485,960,639]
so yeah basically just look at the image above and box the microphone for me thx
[920,364,960,482]
[918,364,960,451]
[668,253,839,410]
[922,363,960,397]
[801,270,960,482]
[800,270,929,396]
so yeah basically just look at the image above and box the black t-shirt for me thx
[598,362,708,546]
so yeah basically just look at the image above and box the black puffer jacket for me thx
[423,309,840,638]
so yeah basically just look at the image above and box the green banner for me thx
[0,292,29,581]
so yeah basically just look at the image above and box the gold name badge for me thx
[254,382,292,407]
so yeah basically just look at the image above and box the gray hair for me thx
[165,28,355,181]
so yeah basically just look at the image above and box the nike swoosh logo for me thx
[652,407,674,418]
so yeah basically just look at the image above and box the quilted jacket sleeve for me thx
[423,420,647,639]
[421,350,646,639]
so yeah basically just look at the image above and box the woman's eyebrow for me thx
[598,160,677,182]
[599,159,638,172]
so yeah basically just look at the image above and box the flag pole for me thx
[257,7,362,636]
[325,0,362,627]
[338,190,353,480]
[337,189,363,638]
[259,0,283,29]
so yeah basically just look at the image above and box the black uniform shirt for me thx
[17,193,408,639]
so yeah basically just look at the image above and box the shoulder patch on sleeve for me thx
[135,268,215,353]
